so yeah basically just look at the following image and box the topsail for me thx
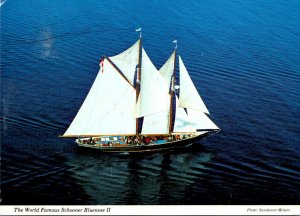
[109,40,140,86]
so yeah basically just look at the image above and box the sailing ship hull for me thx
[76,130,219,153]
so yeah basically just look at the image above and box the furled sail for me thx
[63,58,136,137]
[178,56,210,114]
[109,40,140,86]
[134,48,170,118]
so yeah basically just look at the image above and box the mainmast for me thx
[136,28,142,135]
[169,40,177,134]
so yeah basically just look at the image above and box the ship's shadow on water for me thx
[71,143,217,205]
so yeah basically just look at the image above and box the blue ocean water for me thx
[1,0,300,204]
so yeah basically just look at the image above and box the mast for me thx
[169,52,176,134]
[169,41,177,134]
[136,29,142,135]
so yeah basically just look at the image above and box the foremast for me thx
[168,47,176,134]
[136,34,142,135]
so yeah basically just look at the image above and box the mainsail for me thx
[62,38,218,138]
[63,58,136,137]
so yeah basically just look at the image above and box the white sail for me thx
[187,109,219,130]
[142,51,174,135]
[141,109,170,134]
[173,97,197,133]
[109,40,140,86]
[140,51,175,134]
[134,48,170,118]
[178,56,210,114]
[159,51,175,85]
[63,58,136,136]
[137,48,171,134]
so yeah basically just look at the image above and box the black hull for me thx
[76,130,218,153]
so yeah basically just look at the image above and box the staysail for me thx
[140,50,173,134]
[63,58,136,137]
[186,109,219,130]
[173,97,197,133]
[141,110,170,134]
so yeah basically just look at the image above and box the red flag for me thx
[99,59,104,73]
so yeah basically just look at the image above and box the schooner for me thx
[61,32,220,152]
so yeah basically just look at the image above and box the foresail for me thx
[173,97,197,133]
[187,109,219,130]
[140,50,173,134]
[63,58,136,136]
[178,56,210,114]
[109,40,140,86]
[134,48,170,118]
